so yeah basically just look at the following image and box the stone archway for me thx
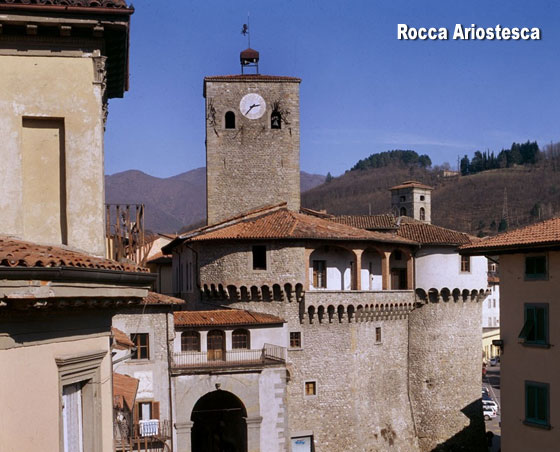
[191,390,248,452]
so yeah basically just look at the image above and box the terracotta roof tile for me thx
[332,214,397,230]
[181,206,416,245]
[144,291,184,305]
[390,180,434,191]
[0,0,130,8]
[146,252,171,265]
[111,327,135,350]
[113,373,139,411]
[0,236,149,273]
[397,223,478,246]
[461,218,560,253]
[205,74,301,82]
[174,309,284,327]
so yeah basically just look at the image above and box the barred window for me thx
[290,332,302,348]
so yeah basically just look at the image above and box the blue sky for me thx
[104,0,560,177]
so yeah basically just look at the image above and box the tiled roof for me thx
[113,373,139,411]
[0,236,149,273]
[240,48,259,58]
[0,236,147,272]
[0,0,130,8]
[111,327,135,350]
[144,291,184,305]
[174,309,285,327]
[146,252,171,265]
[204,74,301,82]
[461,218,560,253]
[332,214,397,230]
[179,206,416,245]
[397,223,478,246]
[390,180,434,191]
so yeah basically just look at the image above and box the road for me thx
[484,363,501,452]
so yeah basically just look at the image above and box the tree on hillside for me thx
[460,155,470,175]
[325,172,333,183]
[351,150,432,171]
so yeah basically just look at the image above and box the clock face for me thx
[240,93,266,119]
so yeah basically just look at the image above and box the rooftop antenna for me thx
[240,14,259,74]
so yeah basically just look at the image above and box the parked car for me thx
[482,387,489,397]
[490,357,499,366]
[483,399,499,413]
[483,406,497,421]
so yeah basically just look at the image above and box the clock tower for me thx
[204,50,301,225]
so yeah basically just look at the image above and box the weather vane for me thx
[241,13,251,48]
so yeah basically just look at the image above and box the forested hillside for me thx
[302,143,560,236]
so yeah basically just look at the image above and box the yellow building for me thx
[462,218,560,451]
[0,2,158,451]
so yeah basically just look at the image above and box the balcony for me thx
[114,419,171,452]
[171,343,286,372]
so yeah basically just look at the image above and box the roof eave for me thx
[460,242,560,256]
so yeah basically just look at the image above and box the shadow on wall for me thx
[431,399,486,452]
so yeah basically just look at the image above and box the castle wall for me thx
[408,299,486,451]
[195,241,306,288]
[205,80,301,224]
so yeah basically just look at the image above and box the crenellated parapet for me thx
[415,287,488,303]
[201,281,305,303]
[303,290,416,324]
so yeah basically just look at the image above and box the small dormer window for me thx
[225,111,235,129]
[271,110,281,129]
[420,207,426,221]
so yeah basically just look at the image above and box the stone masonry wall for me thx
[205,80,301,224]
[196,241,306,288]
[408,299,486,451]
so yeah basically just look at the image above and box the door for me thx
[207,330,225,361]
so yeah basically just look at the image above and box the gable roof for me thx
[174,309,285,328]
[460,218,560,254]
[163,204,416,252]
[330,215,476,246]
[0,236,149,273]
[144,291,184,306]
[389,180,434,191]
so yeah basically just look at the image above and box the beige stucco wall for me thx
[0,54,106,256]
[500,251,560,451]
[0,334,113,452]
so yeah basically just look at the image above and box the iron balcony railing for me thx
[172,343,286,369]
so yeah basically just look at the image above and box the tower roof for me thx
[240,47,260,60]
[390,181,434,191]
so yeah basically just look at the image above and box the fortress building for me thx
[163,50,487,452]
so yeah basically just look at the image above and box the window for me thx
[313,260,327,288]
[252,245,267,270]
[56,350,106,452]
[225,111,235,129]
[375,327,382,343]
[493,299,496,308]
[304,381,316,397]
[271,110,281,129]
[420,195,425,201]
[400,196,406,202]
[460,255,470,272]
[232,329,250,349]
[419,207,425,221]
[525,255,547,280]
[400,207,407,216]
[290,332,302,348]
[519,304,548,346]
[181,331,200,352]
[131,333,150,360]
[525,381,549,427]
[134,401,160,436]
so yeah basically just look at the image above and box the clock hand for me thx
[245,106,254,115]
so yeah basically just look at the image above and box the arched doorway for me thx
[191,390,248,452]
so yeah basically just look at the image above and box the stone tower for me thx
[204,51,301,225]
[390,181,433,223]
